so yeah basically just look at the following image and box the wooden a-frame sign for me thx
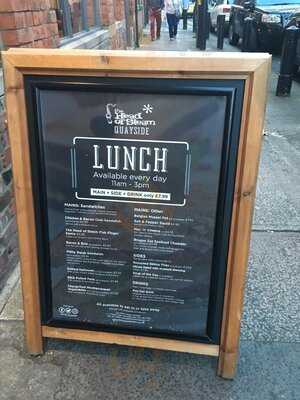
[2,49,270,379]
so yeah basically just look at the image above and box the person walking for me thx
[165,0,181,40]
[182,0,189,30]
[148,0,164,41]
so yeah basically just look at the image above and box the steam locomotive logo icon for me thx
[105,103,116,125]
[58,305,79,317]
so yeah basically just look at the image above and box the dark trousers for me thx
[166,13,179,38]
[182,9,188,30]
[149,7,162,40]
[193,5,197,33]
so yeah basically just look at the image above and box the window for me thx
[54,0,101,39]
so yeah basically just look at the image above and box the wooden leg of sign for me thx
[217,350,238,380]
[24,299,44,355]
[26,332,44,356]
[3,58,44,356]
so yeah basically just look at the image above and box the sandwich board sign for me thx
[3,49,270,379]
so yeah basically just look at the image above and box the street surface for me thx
[0,20,299,400]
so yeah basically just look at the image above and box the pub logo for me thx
[105,103,156,136]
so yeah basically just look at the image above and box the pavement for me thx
[0,21,299,400]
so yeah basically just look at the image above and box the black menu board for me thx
[25,77,244,343]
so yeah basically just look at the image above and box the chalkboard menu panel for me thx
[25,77,244,343]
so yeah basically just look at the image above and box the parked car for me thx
[288,11,300,72]
[209,0,233,33]
[296,38,300,72]
[228,0,300,52]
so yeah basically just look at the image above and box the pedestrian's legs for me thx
[174,15,179,37]
[155,9,162,38]
[149,8,156,40]
[182,9,188,30]
[166,13,174,38]
[171,14,177,37]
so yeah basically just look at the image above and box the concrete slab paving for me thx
[0,321,299,400]
[265,63,300,154]
[0,265,20,316]
[253,134,300,230]
[0,276,23,320]
[140,19,238,52]
[253,58,300,230]
[241,232,300,342]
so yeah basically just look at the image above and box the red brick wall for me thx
[86,0,95,27]
[0,1,138,49]
[114,0,125,21]
[68,0,82,34]
[100,0,115,26]
[0,0,59,48]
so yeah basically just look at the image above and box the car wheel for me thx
[228,22,239,46]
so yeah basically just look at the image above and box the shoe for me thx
[170,37,174,41]
[151,37,155,41]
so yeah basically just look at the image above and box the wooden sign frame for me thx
[2,49,270,379]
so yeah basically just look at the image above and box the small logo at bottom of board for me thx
[57,305,79,318]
